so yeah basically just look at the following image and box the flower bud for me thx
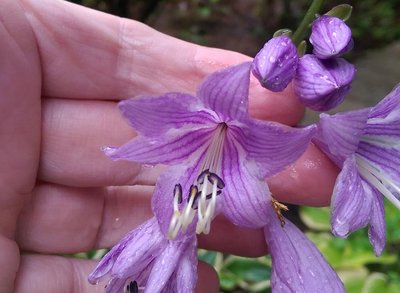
[310,15,353,59]
[252,36,299,92]
[294,54,355,111]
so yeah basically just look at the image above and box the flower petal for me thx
[175,237,198,293]
[368,83,400,120]
[294,55,355,111]
[104,125,214,165]
[119,93,217,137]
[331,157,373,237]
[152,161,203,238]
[89,218,165,286]
[252,36,299,92]
[197,62,252,121]
[233,120,316,178]
[310,16,353,59]
[368,190,386,256]
[144,239,190,293]
[314,108,370,167]
[111,218,166,279]
[220,135,269,228]
[264,206,345,293]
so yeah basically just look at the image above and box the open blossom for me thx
[294,54,355,111]
[313,84,400,255]
[252,36,299,92]
[90,62,345,292]
[310,15,353,59]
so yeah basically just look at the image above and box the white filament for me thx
[356,155,400,210]
[167,123,227,240]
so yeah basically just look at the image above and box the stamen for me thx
[167,123,228,239]
[271,198,289,227]
[356,156,400,210]
[126,281,138,293]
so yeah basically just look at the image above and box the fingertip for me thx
[249,82,305,125]
[267,143,339,207]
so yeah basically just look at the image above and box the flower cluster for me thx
[252,15,355,111]
[88,5,400,293]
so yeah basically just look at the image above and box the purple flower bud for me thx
[252,36,299,92]
[310,15,353,59]
[294,54,355,111]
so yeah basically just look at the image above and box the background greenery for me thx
[68,1,400,292]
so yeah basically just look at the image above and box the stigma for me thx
[168,123,227,240]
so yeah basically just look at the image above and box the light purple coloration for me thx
[91,62,344,292]
[252,36,299,92]
[310,15,353,59]
[264,206,345,293]
[294,54,355,111]
[88,218,198,293]
[314,84,400,255]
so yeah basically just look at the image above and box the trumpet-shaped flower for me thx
[313,84,400,255]
[90,62,345,292]
[104,62,315,237]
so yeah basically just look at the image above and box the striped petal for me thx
[331,157,373,237]
[314,108,370,167]
[368,190,386,256]
[233,120,316,178]
[104,125,214,165]
[220,135,270,228]
[118,93,217,137]
[264,205,345,293]
[197,62,252,121]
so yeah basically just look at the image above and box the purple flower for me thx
[310,15,353,59]
[91,62,344,292]
[294,54,355,111]
[313,84,400,255]
[264,205,345,292]
[252,36,299,92]
[89,218,198,293]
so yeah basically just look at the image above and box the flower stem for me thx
[292,0,325,46]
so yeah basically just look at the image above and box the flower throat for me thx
[168,123,228,239]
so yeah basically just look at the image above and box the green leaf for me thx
[325,4,353,21]
[299,206,330,231]
[362,273,388,292]
[224,256,271,283]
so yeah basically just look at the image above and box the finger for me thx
[14,254,218,293]
[268,143,339,207]
[17,183,267,257]
[22,0,303,124]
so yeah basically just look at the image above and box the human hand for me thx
[1,0,339,292]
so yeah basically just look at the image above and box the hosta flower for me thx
[90,62,344,292]
[310,15,353,59]
[252,36,299,92]
[294,54,355,111]
[313,84,400,255]
[89,218,197,293]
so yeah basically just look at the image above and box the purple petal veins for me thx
[310,15,353,59]
[314,84,400,255]
[294,54,355,111]
[252,36,299,92]
[92,61,322,292]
